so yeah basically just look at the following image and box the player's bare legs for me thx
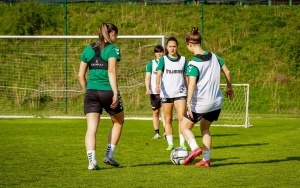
[174,99,187,148]
[200,118,212,151]
[103,111,124,167]
[180,117,195,142]
[195,118,212,167]
[153,109,160,130]
[160,108,166,139]
[180,117,202,165]
[85,113,100,150]
[85,112,101,170]
[108,111,124,145]
[174,99,186,123]
[162,103,174,150]
[152,108,161,139]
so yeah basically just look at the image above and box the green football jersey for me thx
[80,43,121,90]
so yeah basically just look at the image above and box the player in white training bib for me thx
[156,37,189,151]
[180,26,234,167]
[145,45,166,139]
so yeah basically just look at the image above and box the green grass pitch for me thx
[0,118,299,187]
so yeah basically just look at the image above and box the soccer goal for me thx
[0,35,250,127]
[216,84,250,127]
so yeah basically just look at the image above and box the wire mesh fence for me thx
[0,0,299,5]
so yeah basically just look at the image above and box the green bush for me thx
[13,2,60,35]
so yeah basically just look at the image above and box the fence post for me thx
[64,0,69,114]
[200,0,204,48]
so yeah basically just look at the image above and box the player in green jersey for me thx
[78,23,124,170]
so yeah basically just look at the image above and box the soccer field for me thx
[0,118,299,187]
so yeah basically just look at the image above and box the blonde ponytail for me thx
[98,23,118,49]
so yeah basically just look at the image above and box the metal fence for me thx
[0,0,299,5]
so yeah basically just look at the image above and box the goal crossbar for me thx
[0,35,166,46]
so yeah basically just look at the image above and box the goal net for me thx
[0,35,250,127]
[217,84,250,127]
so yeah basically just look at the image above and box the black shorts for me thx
[84,90,124,115]
[184,109,221,123]
[150,94,161,111]
[161,96,187,104]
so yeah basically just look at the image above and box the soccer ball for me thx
[170,147,189,165]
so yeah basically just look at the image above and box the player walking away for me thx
[180,26,234,167]
[155,37,189,151]
[78,23,124,170]
[145,45,166,139]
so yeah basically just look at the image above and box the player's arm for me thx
[155,57,164,93]
[183,60,189,87]
[155,70,162,93]
[221,65,234,100]
[186,65,198,118]
[217,56,234,100]
[108,57,119,108]
[187,76,197,106]
[145,62,152,94]
[107,45,121,109]
[78,61,88,93]
[145,73,151,94]
[78,47,91,93]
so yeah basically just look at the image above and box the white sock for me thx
[179,134,185,146]
[106,144,116,158]
[188,139,199,151]
[203,150,211,161]
[87,150,96,163]
[166,135,173,146]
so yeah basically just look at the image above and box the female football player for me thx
[180,26,234,167]
[145,45,166,139]
[78,23,124,170]
[155,37,188,151]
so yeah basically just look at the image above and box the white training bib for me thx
[160,56,187,98]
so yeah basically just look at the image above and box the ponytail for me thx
[98,23,118,49]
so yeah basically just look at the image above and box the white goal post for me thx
[0,35,250,127]
[218,83,250,128]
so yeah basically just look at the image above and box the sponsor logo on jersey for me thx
[166,69,183,74]
[89,57,108,70]
[179,86,186,93]
[115,48,120,55]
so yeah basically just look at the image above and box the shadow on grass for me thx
[212,156,300,167]
[125,157,300,168]
[214,143,269,149]
[195,133,239,139]
[129,161,172,167]
[213,157,240,162]
[92,166,127,170]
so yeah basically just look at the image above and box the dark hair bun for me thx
[191,26,198,35]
